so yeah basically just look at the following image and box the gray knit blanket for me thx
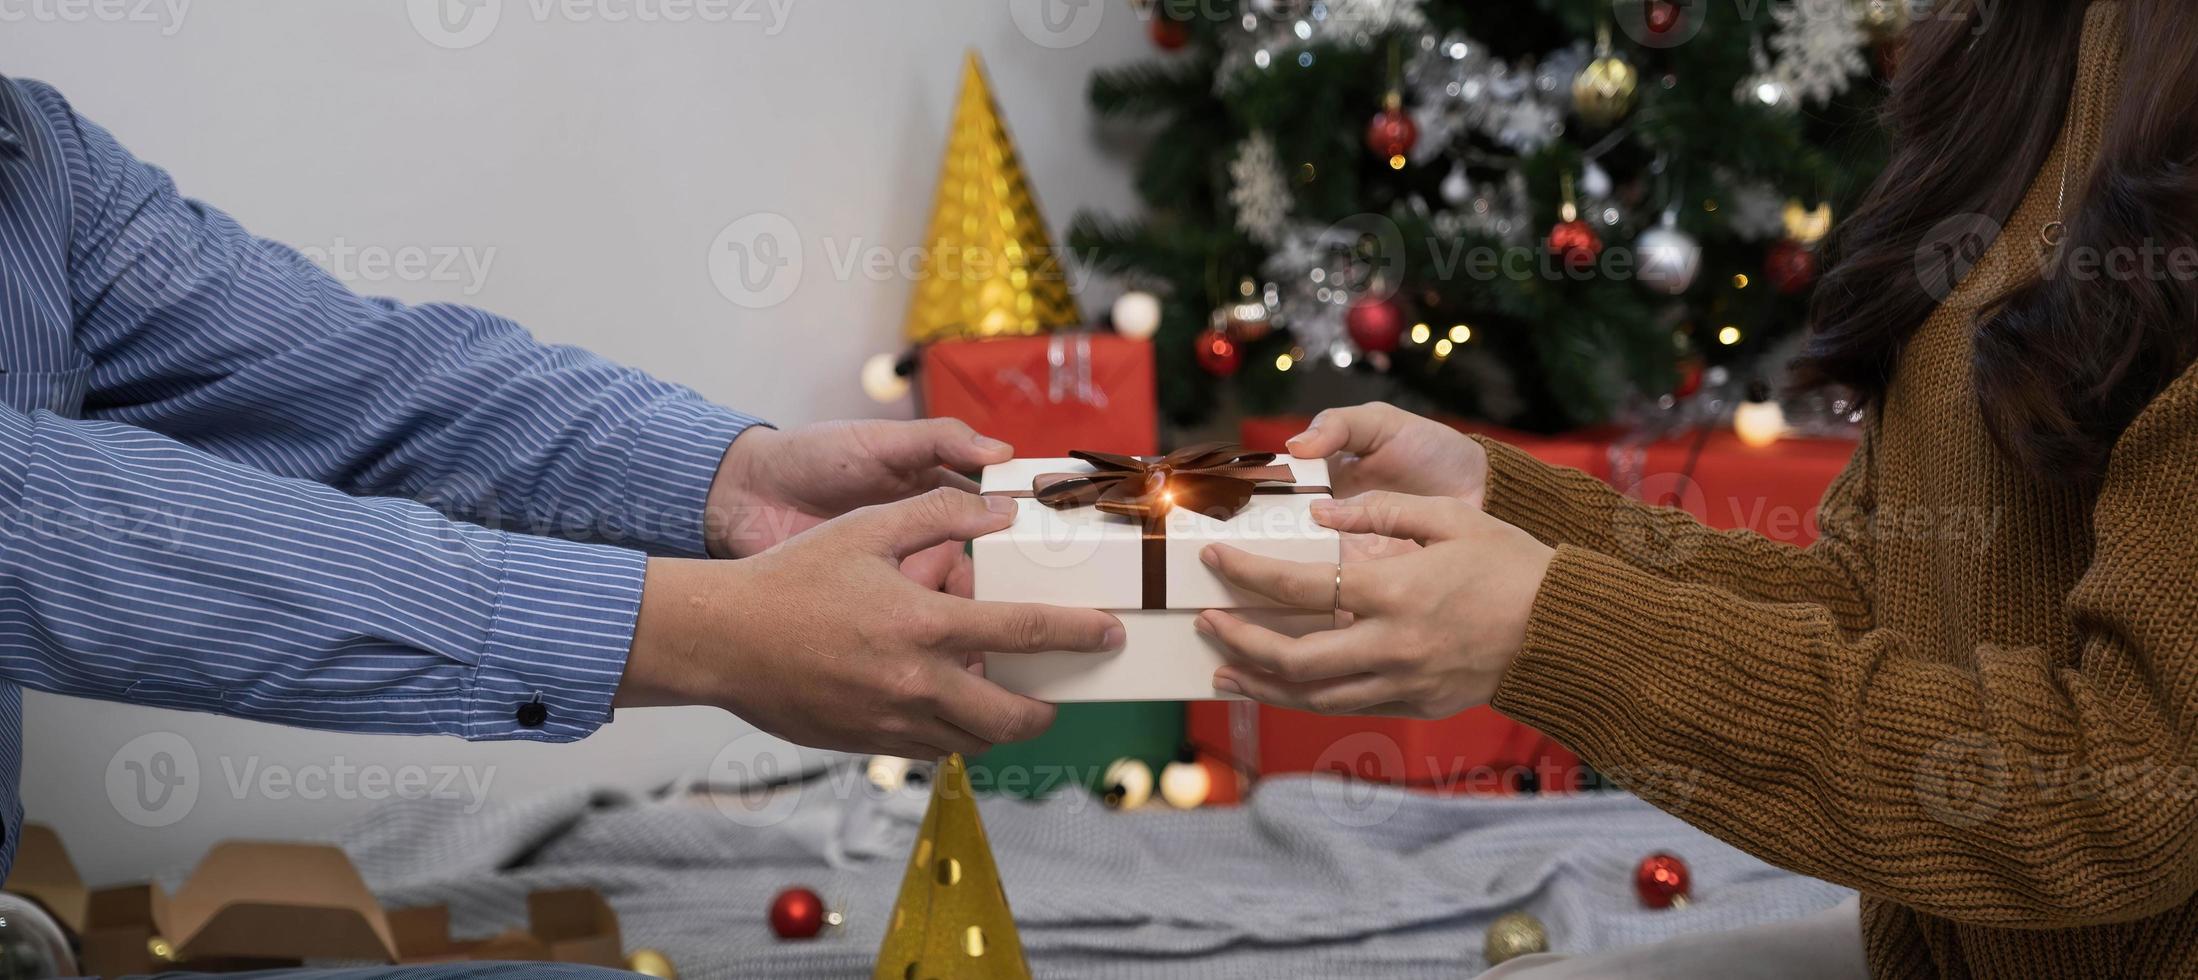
[324,759,1852,978]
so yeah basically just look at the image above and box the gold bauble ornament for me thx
[1782,200,1834,245]
[874,754,1030,979]
[628,948,680,978]
[1572,37,1638,129]
[1483,911,1550,966]
[903,52,1081,343]
[1854,0,1910,42]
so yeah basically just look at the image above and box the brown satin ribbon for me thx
[983,444,1328,610]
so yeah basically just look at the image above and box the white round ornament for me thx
[1111,291,1163,341]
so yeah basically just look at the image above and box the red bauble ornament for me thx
[1149,16,1189,50]
[769,887,827,939]
[1365,106,1418,160]
[1547,220,1604,270]
[1644,0,1681,36]
[1344,297,1406,354]
[1194,329,1242,377]
[1634,852,1693,910]
[1673,358,1705,398]
[1764,239,1819,294]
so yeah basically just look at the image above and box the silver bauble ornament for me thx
[1440,165,1474,206]
[1636,210,1702,296]
[1581,161,1613,200]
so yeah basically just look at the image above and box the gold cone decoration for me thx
[873,755,1030,980]
[903,52,1081,344]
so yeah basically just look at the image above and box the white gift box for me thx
[972,455,1339,702]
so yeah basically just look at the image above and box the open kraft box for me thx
[3,824,621,974]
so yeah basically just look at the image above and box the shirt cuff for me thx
[619,398,770,557]
[467,531,650,741]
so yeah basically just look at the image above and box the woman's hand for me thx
[1285,402,1488,507]
[1197,491,1555,719]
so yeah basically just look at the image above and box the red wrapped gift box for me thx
[920,334,1157,456]
[1194,416,1855,796]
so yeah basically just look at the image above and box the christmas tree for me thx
[1073,0,1900,431]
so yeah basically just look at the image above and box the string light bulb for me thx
[861,352,911,403]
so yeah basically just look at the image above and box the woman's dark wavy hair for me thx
[1791,0,2198,482]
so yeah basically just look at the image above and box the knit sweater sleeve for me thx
[1474,433,1875,633]
[1490,371,2198,930]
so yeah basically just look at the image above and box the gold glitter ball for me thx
[627,948,679,978]
[1572,56,1638,128]
[1484,911,1550,966]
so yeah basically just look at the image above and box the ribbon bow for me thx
[1032,443,1297,521]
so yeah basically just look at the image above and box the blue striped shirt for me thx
[0,76,763,876]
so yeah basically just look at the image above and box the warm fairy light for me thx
[1734,399,1788,448]
[1433,338,1455,358]
[1410,322,1432,345]
[1717,325,1742,345]
[1388,154,1407,170]
[1448,324,1472,344]
[1275,352,1295,371]
[1732,274,1751,289]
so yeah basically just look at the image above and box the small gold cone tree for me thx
[873,755,1030,980]
[902,52,1081,344]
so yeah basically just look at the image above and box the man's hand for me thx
[705,419,1012,594]
[619,488,1124,758]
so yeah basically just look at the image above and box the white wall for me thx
[0,0,1153,884]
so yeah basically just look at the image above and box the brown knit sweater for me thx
[1481,5,2198,977]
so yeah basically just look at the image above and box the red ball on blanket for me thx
[770,887,828,939]
[1634,852,1692,909]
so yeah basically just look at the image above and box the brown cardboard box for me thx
[3,824,88,933]
[6,825,621,974]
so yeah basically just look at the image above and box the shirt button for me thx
[515,700,548,729]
